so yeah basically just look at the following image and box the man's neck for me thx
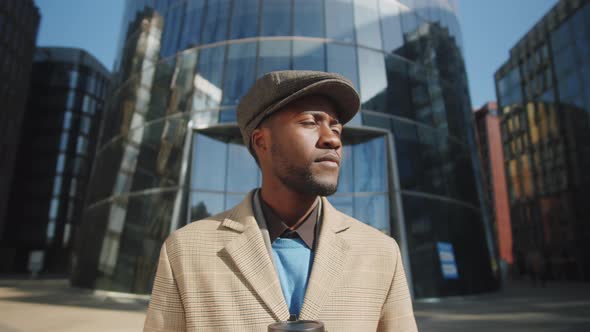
[259,184,318,228]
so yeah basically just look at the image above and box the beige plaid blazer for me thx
[144,192,417,331]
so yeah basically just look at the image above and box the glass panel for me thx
[56,153,66,173]
[337,144,353,193]
[193,46,225,110]
[223,42,257,106]
[80,116,92,135]
[293,40,325,71]
[160,4,184,57]
[257,40,291,77]
[225,193,247,209]
[326,43,359,90]
[59,132,69,151]
[379,0,404,53]
[63,111,72,130]
[325,0,355,43]
[354,194,389,234]
[326,195,354,216]
[229,0,260,39]
[260,0,292,36]
[191,133,227,190]
[179,0,205,49]
[353,0,382,49]
[226,142,260,192]
[384,54,412,118]
[200,0,231,44]
[358,48,387,111]
[293,0,324,38]
[353,136,387,192]
[190,191,224,221]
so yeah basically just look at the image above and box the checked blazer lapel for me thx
[299,197,352,321]
[221,192,290,322]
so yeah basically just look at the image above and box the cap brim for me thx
[248,78,360,132]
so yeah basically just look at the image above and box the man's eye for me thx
[302,121,317,126]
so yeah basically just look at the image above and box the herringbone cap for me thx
[237,70,360,152]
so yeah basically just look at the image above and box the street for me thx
[0,278,589,331]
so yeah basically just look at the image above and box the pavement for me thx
[0,278,589,331]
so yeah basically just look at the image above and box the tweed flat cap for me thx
[237,70,360,152]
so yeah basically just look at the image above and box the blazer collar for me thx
[221,191,290,321]
[221,191,353,321]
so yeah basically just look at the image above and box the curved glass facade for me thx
[73,0,499,298]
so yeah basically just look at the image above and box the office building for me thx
[1,48,110,274]
[72,0,498,298]
[495,0,590,280]
[0,0,40,246]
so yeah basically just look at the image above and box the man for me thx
[144,71,417,331]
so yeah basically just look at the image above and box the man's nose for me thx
[318,125,342,149]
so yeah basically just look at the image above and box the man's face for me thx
[261,95,343,196]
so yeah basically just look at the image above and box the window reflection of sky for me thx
[189,131,391,234]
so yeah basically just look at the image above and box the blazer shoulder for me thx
[165,208,232,247]
[342,214,401,253]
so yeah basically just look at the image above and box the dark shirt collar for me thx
[259,196,320,249]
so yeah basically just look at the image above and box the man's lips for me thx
[315,153,341,166]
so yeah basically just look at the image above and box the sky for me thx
[35,0,558,108]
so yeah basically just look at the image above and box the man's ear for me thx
[251,128,269,156]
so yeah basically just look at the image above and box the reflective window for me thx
[171,51,198,112]
[354,194,389,233]
[379,0,404,53]
[191,134,227,190]
[326,43,359,89]
[354,0,382,49]
[257,40,291,77]
[76,136,88,155]
[67,91,76,109]
[337,144,353,192]
[327,195,354,216]
[178,0,205,49]
[56,153,66,173]
[293,40,325,71]
[201,0,231,44]
[260,0,292,36]
[59,132,69,152]
[49,198,60,219]
[160,3,184,57]
[68,70,79,89]
[294,0,324,38]
[193,46,225,110]
[223,42,257,105]
[229,0,260,39]
[80,116,92,135]
[384,54,412,118]
[325,0,355,43]
[226,142,260,192]
[399,4,418,35]
[52,176,63,196]
[353,136,387,192]
[358,48,387,110]
[190,191,224,221]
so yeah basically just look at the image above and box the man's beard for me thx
[271,142,339,197]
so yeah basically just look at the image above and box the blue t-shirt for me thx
[271,237,314,317]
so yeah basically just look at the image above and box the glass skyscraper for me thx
[0,0,40,252]
[495,0,590,281]
[2,47,110,274]
[73,0,498,298]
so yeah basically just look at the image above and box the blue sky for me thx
[35,0,558,108]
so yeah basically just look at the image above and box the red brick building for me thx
[474,102,513,267]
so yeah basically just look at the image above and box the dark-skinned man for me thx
[144,70,417,332]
